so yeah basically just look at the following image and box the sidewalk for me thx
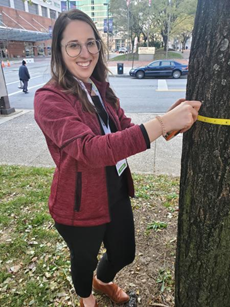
[0,110,182,176]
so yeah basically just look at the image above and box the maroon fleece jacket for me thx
[34,78,148,226]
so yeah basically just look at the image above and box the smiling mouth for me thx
[77,61,91,68]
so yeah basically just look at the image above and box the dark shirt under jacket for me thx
[91,96,150,208]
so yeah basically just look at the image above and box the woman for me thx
[34,9,201,307]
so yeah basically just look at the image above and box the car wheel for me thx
[173,70,181,79]
[136,71,145,79]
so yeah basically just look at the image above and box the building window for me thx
[28,3,39,15]
[41,6,48,18]
[14,0,25,11]
[0,0,10,8]
[50,9,56,20]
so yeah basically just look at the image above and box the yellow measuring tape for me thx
[197,115,230,126]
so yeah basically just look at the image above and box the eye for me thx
[87,40,96,47]
[68,42,80,49]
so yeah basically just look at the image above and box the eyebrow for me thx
[66,38,96,44]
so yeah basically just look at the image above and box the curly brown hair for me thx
[50,9,118,113]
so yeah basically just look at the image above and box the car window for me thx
[149,62,160,67]
[161,61,172,67]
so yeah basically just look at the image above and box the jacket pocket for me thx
[74,172,82,211]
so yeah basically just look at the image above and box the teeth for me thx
[78,62,90,67]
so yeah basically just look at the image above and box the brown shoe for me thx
[93,276,130,304]
[79,298,98,307]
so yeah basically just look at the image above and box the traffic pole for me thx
[0,65,15,115]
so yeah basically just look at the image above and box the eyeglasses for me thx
[62,39,101,57]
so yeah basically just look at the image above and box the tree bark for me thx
[175,0,230,306]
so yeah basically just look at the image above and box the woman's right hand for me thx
[143,100,201,143]
[161,100,201,134]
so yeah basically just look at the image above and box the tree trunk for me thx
[161,30,168,51]
[175,0,230,306]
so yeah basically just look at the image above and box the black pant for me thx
[55,196,135,298]
[22,80,28,92]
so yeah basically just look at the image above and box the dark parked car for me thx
[129,60,188,79]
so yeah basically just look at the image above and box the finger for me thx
[167,98,186,112]
[191,108,199,121]
[180,127,190,133]
[175,98,186,106]
[185,100,202,111]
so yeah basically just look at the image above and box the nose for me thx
[79,44,90,57]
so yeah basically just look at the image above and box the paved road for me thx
[4,60,187,112]
[1,58,184,176]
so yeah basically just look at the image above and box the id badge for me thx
[116,159,127,176]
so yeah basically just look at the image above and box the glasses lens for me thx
[87,40,101,54]
[65,40,101,57]
[66,42,81,57]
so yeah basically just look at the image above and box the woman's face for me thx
[61,20,99,83]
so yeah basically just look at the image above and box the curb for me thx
[109,74,130,78]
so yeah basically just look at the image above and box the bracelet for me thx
[156,116,167,137]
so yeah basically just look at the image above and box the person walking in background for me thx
[19,60,30,93]
[34,9,201,307]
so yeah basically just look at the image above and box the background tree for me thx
[175,0,230,306]
[171,14,194,50]
[110,0,197,51]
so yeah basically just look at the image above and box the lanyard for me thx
[75,77,110,134]
[74,77,127,176]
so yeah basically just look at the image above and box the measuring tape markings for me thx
[197,115,230,126]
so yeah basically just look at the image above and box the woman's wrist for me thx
[155,116,167,137]
[143,118,164,143]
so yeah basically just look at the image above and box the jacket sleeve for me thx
[34,89,148,168]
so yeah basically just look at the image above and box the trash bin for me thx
[117,63,124,75]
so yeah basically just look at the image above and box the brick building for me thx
[0,0,61,58]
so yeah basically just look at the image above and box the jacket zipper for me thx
[74,172,82,211]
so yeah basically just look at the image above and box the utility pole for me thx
[166,0,171,59]
[66,0,70,10]
[127,0,130,61]
[0,65,15,115]
[147,0,151,47]
[103,2,110,60]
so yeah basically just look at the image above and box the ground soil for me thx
[95,189,178,307]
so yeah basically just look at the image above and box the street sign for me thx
[138,47,155,54]
[48,26,52,38]
[103,18,113,33]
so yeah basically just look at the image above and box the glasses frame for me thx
[62,39,101,58]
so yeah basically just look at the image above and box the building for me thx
[0,0,61,58]
[60,0,119,51]
[61,1,108,32]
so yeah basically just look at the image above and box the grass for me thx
[0,165,179,306]
[110,48,183,61]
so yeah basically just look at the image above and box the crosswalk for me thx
[156,80,186,92]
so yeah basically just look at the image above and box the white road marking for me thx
[6,75,43,85]
[157,80,168,91]
[8,83,45,96]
